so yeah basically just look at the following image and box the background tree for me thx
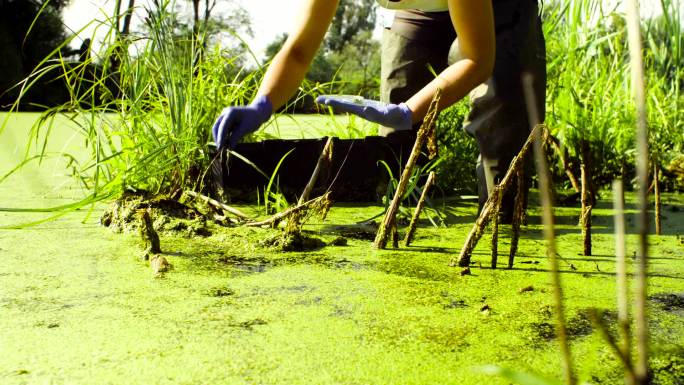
[0,0,71,109]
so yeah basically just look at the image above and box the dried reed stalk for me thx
[580,140,593,256]
[490,186,503,269]
[245,192,331,228]
[404,171,436,246]
[508,167,526,268]
[299,137,333,205]
[374,89,442,249]
[523,73,576,385]
[547,134,581,193]
[184,190,251,220]
[654,163,661,236]
[613,179,636,385]
[451,124,543,267]
[625,0,650,381]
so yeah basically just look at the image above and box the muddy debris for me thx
[650,292,684,311]
[151,255,172,276]
[207,287,235,297]
[261,232,326,252]
[519,285,534,293]
[530,308,618,342]
[100,189,211,236]
[230,318,267,330]
[329,236,348,246]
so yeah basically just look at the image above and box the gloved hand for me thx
[315,95,413,132]
[212,95,273,150]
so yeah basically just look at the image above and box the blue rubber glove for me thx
[315,95,413,132]
[212,95,273,150]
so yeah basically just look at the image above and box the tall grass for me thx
[545,0,683,190]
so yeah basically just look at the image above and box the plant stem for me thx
[508,166,526,269]
[452,125,541,267]
[625,0,650,381]
[184,190,251,220]
[245,192,331,228]
[299,137,333,205]
[374,89,441,249]
[523,73,576,385]
[654,162,661,236]
[404,171,435,246]
[613,179,634,385]
[547,133,580,193]
[580,140,592,256]
[490,186,502,269]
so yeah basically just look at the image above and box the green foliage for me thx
[325,0,376,52]
[3,0,262,205]
[544,0,684,191]
[0,0,71,108]
[434,101,479,195]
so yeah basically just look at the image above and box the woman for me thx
[213,0,545,218]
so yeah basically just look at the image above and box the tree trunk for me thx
[580,140,592,256]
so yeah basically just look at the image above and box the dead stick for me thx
[508,166,525,268]
[451,124,543,267]
[391,220,399,248]
[580,141,592,256]
[245,192,331,228]
[654,162,661,236]
[626,0,650,380]
[524,73,577,385]
[547,133,581,193]
[404,171,436,246]
[613,179,633,376]
[490,187,503,269]
[587,308,636,382]
[374,89,442,249]
[184,190,251,220]
[299,137,333,205]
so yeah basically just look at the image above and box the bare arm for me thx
[405,0,495,122]
[256,0,339,109]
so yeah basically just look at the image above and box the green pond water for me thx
[1,113,683,384]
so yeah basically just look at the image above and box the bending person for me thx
[213,0,546,219]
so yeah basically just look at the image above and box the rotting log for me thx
[404,171,436,246]
[184,190,251,220]
[451,123,546,267]
[299,137,333,205]
[508,167,526,268]
[374,89,442,249]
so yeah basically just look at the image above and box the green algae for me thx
[2,190,683,384]
[2,114,684,384]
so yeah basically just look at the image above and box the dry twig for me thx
[374,89,442,249]
[404,171,436,246]
[184,190,251,220]
[451,124,543,267]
